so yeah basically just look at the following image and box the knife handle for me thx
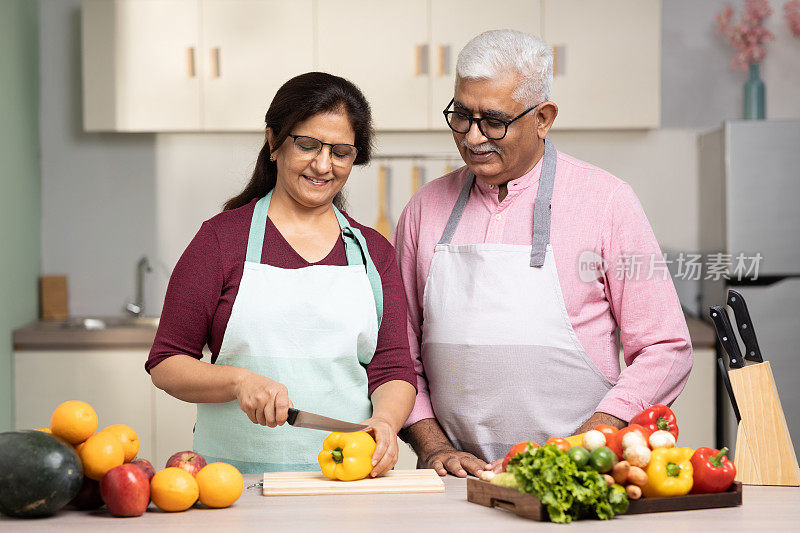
[709,306,745,368]
[287,408,299,426]
[727,289,763,362]
[717,357,742,423]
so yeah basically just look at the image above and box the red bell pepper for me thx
[690,447,737,493]
[630,404,679,441]
[607,424,652,461]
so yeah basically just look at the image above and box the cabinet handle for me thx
[415,44,429,76]
[438,45,452,76]
[187,47,196,78]
[210,47,221,78]
[552,45,565,76]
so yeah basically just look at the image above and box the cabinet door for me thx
[14,350,155,462]
[152,385,197,469]
[82,0,202,131]
[429,0,542,129]
[543,0,660,129]
[201,0,314,131]
[317,0,429,130]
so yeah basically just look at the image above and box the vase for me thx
[743,63,765,120]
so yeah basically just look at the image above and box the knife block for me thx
[728,361,800,486]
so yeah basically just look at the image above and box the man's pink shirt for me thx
[392,150,693,427]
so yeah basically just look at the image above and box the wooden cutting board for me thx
[262,469,444,496]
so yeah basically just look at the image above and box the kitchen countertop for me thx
[12,313,716,351]
[2,475,798,531]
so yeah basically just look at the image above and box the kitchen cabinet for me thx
[316,0,430,130]
[82,0,659,132]
[14,349,156,460]
[13,348,196,469]
[543,0,661,129]
[82,0,314,131]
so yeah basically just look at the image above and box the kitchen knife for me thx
[726,289,764,363]
[709,305,745,368]
[286,408,368,433]
[717,356,742,423]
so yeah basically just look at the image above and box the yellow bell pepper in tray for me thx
[643,447,694,497]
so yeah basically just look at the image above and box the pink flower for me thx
[716,0,775,70]
[786,0,800,37]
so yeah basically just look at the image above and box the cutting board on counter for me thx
[262,469,444,496]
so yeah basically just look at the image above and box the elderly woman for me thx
[147,72,416,474]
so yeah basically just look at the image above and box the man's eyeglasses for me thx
[443,98,541,140]
[288,134,358,166]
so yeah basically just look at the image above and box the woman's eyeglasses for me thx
[288,134,358,166]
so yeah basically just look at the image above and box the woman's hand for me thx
[234,370,293,427]
[361,416,400,477]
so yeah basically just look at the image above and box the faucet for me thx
[125,255,152,317]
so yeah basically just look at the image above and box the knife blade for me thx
[286,408,368,433]
[726,289,764,363]
[717,357,742,423]
[709,305,745,368]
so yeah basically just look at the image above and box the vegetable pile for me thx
[504,444,628,523]
[485,404,738,522]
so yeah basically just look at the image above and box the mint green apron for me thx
[194,191,383,472]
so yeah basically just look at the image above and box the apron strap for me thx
[438,173,475,245]
[333,208,384,328]
[436,137,558,268]
[530,137,557,267]
[245,191,383,327]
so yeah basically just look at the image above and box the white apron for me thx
[194,191,383,472]
[421,138,615,462]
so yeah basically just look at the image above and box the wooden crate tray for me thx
[467,478,742,521]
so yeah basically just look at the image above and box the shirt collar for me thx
[475,157,544,195]
[473,156,544,196]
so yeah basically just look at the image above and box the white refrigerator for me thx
[699,120,800,459]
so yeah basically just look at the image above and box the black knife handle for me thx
[718,357,742,423]
[709,306,745,368]
[287,408,298,426]
[727,289,763,362]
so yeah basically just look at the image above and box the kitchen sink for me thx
[55,316,160,330]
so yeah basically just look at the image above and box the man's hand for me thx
[400,418,487,477]
[573,412,626,435]
[423,447,487,477]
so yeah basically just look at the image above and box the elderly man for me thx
[393,30,692,477]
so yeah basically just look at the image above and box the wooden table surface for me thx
[2,474,799,532]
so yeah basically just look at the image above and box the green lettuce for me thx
[506,444,628,523]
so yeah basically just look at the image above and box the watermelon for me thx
[0,430,83,518]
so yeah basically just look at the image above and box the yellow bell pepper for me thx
[564,433,586,447]
[318,431,376,481]
[643,447,694,497]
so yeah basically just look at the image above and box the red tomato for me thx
[594,424,620,439]
[545,437,571,452]
[501,441,539,471]
[607,424,652,460]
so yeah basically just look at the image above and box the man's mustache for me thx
[460,138,502,155]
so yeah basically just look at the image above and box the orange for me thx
[195,463,243,508]
[50,400,98,444]
[78,431,125,480]
[35,427,52,433]
[150,467,199,512]
[101,424,139,462]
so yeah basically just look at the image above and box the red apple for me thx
[130,458,155,482]
[70,476,104,510]
[165,450,207,477]
[100,464,150,517]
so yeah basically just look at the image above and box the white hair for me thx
[455,29,553,106]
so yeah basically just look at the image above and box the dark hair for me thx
[224,72,374,211]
